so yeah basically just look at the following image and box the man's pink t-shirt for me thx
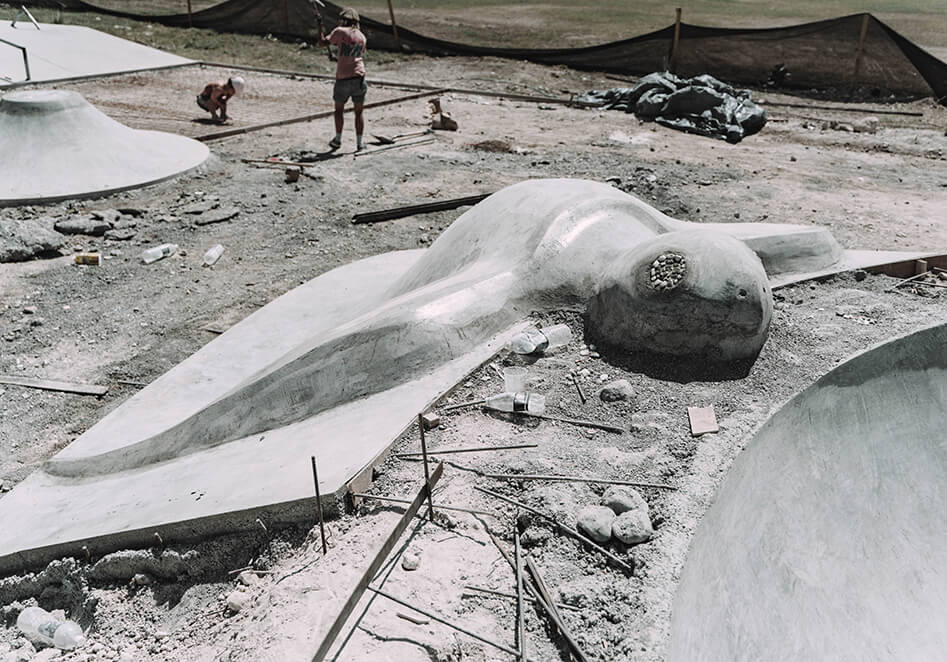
[329,27,366,79]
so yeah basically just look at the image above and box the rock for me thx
[195,207,240,226]
[90,209,122,224]
[852,117,879,134]
[132,573,151,586]
[181,201,219,215]
[116,207,146,217]
[54,216,111,236]
[237,570,259,586]
[0,218,67,262]
[89,549,198,582]
[103,228,137,241]
[22,306,37,315]
[612,509,653,545]
[33,648,61,661]
[599,379,635,403]
[225,590,249,613]
[576,505,616,543]
[401,550,421,571]
[601,486,649,515]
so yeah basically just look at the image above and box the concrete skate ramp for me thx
[669,321,947,661]
[0,23,191,86]
[0,179,935,574]
[0,89,208,205]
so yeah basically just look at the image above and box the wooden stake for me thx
[669,8,682,74]
[418,414,435,521]
[395,443,538,458]
[525,557,590,662]
[386,0,401,47]
[350,493,494,517]
[853,13,870,82]
[311,456,328,554]
[310,463,443,661]
[514,528,527,661]
[186,0,192,28]
[483,472,676,490]
[570,373,586,404]
[475,487,633,573]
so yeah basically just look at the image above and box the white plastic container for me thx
[140,243,178,264]
[510,323,573,354]
[202,243,225,266]
[484,391,546,415]
[52,621,86,650]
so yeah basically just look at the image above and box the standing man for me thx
[318,7,367,151]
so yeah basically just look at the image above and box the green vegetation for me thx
[5,0,945,71]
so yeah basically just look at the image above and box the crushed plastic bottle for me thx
[484,391,546,415]
[202,243,225,267]
[140,243,178,264]
[16,607,86,650]
[510,323,573,355]
[52,620,86,650]
[16,606,58,646]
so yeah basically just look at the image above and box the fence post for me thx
[669,8,682,74]
[186,0,192,28]
[852,13,870,83]
[386,0,401,48]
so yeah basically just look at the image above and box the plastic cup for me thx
[503,366,527,393]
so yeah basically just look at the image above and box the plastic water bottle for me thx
[510,323,573,354]
[484,392,546,415]
[202,243,225,266]
[140,243,178,264]
[16,606,58,645]
[53,620,86,650]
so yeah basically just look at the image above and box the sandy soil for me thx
[1,52,946,662]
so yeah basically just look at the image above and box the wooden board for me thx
[0,375,108,396]
[688,406,719,436]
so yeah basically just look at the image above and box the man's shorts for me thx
[196,94,211,111]
[333,76,367,104]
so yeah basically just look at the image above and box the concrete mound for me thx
[0,89,208,205]
[669,321,947,661]
[0,179,928,574]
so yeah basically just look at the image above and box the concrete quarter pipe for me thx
[669,321,947,661]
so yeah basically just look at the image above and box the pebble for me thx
[612,509,654,545]
[22,306,37,315]
[599,379,634,403]
[132,573,151,586]
[401,550,421,571]
[601,486,648,515]
[237,570,259,586]
[579,349,590,356]
[579,369,591,377]
[225,590,249,613]
[576,505,616,543]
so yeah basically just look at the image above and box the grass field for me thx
[66,0,947,51]
[11,0,947,72]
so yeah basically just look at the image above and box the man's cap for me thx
[339,7,359,22]
[229,76,246,96]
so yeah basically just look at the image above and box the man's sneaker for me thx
[328,136,341,150]
[356,142,366,152]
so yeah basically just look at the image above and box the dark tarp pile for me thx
[577,73,766,143]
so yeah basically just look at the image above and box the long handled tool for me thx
[372,128,433,145]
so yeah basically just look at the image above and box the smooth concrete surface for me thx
[0,179,927,572]
[0,23,191,86]
[0,89,208,205]
[669,322,947,661]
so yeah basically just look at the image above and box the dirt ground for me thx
[1,51,946,662]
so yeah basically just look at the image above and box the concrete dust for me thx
[0,50,945,661]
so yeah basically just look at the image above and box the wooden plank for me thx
[0,375,108,396]
[311,462,443,662]
[687,406,719,436]
[352,193,491,224]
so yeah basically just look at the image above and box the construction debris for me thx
[687,405,719,436]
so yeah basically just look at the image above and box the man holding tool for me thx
[317,7,368,151]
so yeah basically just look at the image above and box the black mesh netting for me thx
[23,1,947,103]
